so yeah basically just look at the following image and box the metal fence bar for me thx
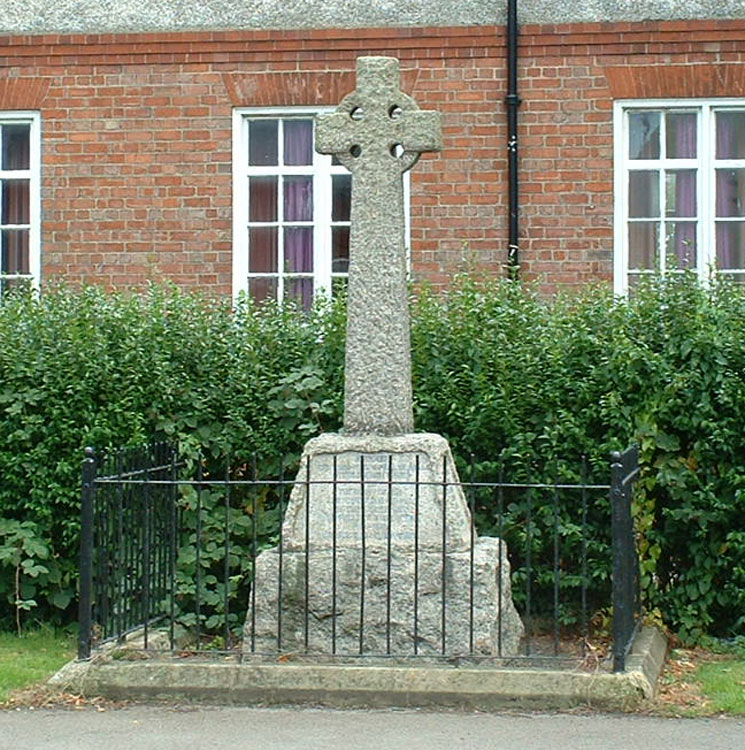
[468,456,476,655]
[413,454,420,656]
[116,452,126,643]
[359,454,366,656]
[332,454,339,655]
[250,455,258,653]
[276,457,286,652]
[78,448,96,660]
[386,454,393,656]
[195,459,203,650]
[303,456,310,652]
[142,458,151,650]
[611,447,640,672]
[552,481,560,656]
[223,460,231,649]
[524,479,533,656]
[169,448,178,650]
[440,454,447,656]
[581,456,589,653]
[497,468,505,657]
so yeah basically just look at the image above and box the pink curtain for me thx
[283,120,312,166]
[671,170,696,268]
[668,113,698,268]
[716,113,744,269]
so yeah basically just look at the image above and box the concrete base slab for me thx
[50,626,667,712]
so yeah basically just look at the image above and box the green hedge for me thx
[1,275,744,642]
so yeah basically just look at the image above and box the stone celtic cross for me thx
[315,57,442,435]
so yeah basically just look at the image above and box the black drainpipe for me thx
[505,0,521,277]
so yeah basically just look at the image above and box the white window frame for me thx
[0,111,41,296]
[232,106,411,303]
[614,98,745,294]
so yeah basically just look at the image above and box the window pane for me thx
[249,227,278,273]
[284,176,312,222]
[249,277,278,304]
[629,171,659,218]
[666,113,697,159]
[284,278,314,311]
[719,273,745,284]
[284,227,313,273]
[0,276,31,298]
[2,125,30,170]
[628,222,658,270]
[248,119,278,166]
[629,112,660,159]
[665,170,696,217]
[665,221,697,269]
[249,177,277,222]
[332,226,350,273]
[716,111,745,160]
[1,229,29,273]
[716,222,745,269]
[332,174,352,221]
[1,180,30,225]
[716,169,745,218]
[283,120,313,166]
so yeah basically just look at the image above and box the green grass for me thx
[696,660,745,715]
[0,627,75,704]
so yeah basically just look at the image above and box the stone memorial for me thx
[245,57,523,657]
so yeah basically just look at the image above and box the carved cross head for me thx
[315,57,442,176]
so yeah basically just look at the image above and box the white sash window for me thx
[0,113,40,298]
[614,101,745,292]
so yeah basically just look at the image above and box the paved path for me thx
[1,706,743,749]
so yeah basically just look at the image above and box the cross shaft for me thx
[316,57,442,435]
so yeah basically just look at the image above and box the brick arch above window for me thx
[222,68,419,107]
[0,79,50,110]
[606,64,745,100]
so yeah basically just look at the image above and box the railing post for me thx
[611,449,633,672]
[78,447,96,660]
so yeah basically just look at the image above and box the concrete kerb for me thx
[49,626,668,711]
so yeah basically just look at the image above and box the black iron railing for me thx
[611,446,642,671]
[78,444,641,671]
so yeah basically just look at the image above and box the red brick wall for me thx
[0,20,743,294]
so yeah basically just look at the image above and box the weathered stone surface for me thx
[280,433,471,552]
[244,434,524,656]
[246,537,523,657]
[315,57,441,436]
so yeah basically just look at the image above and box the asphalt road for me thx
[1,706,743,749]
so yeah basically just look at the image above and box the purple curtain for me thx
[283,177,312,222]
[715,113,744,269]
[716,112,743,160]
[672,170,696,267]
[284,227,313,273]
[283,179,313,294]
[668,113,698,268]
[283,120,313,166]
[670,112,696,159]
